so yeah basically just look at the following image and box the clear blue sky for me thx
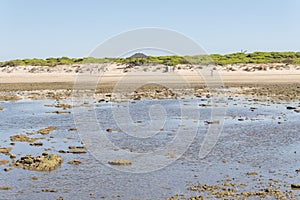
[1,0,299,61]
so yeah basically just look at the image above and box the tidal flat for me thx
[0,94,300,199]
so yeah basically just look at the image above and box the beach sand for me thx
[0,63,299,101]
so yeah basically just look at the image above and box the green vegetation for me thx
[1,52,300,67]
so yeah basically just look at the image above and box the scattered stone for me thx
[246,172,258,176]
[294,110,300,113]
[4,168,12,172]
[57,196,64,200]
[68,146,85,149]
[31,176,38,180]
[0,107,3,110]
[58,150,67,153]
[10,134,38,143]
[291,184,300,189]
[42,189,58,193]
[286,106,296,110]
[166,153,177,158]
[199,104,211,107]
[204,120,220,125]
[55,103,72,109]
[106,128,113,132]
[37,126,57,135]
[30,142,43,146]
[68,160,81,165]
[68,128,77,131]
[47,111,71,114]
[0,186,10,190]
[0,160,9,165]
[9,154,16,159]
[11,154,62,172]
[108,159,132,166]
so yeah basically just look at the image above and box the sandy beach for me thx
[0,63,299,101]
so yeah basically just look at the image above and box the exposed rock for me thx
[0,147,12,154]
[47,111,71,114]
[67,149,87,154]
[246,172,258,176]
[68,128,77,131]
[294,110,300,113]
[55,103,72,109]
[10,134,38,143]
[30,142,43,146]
[106,128,113,132]
[0,94,21,101]
[68,146,85,149]
[0,160,9,165]
[42,189,58,193]
[286,106,296,110]
[0,107,3,110]
[108,159,132,166]
[9,154,16,159]
[204,120,220,125]
[37,126,57,135]
[68,160,81,165]
[12,154,62,172]
[4,168,12,172]
[31,176,38,180]
[0,186,10,190]
[291,184,300,189]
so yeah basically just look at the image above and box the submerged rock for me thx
[12,154,62,172]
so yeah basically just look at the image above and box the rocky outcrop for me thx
[11,153,62,172]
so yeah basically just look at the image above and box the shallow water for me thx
[0,97,300,199]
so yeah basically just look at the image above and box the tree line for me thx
[1,52,300,67]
